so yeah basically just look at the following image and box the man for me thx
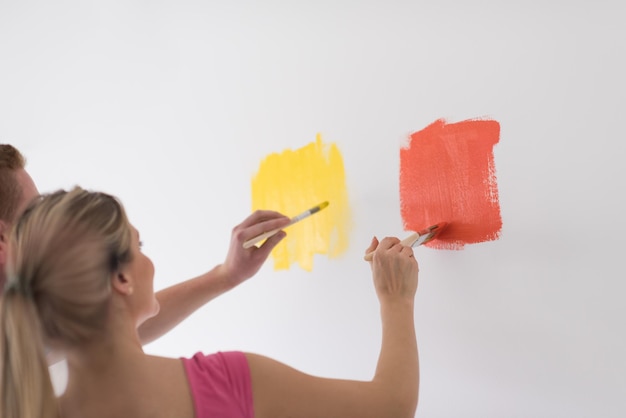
[0,144,289,345]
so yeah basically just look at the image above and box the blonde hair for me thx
[0,144,26,222]
[0,187,133,418]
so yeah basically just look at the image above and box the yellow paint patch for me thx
[251,134,351,271]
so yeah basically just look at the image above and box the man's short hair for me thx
[0,144,26,222]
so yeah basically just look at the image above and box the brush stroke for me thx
[251,134,351,270]
[400,118,502,250]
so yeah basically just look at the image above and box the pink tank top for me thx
[181,351,254,418]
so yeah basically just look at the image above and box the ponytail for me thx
[0,287,58,418]
[0,187,132,418]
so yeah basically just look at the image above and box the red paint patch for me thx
[400,118,502,250]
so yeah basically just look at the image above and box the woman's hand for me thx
[219,210,290,287]
[364,236,419,303]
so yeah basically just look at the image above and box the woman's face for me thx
[126,225,159,326]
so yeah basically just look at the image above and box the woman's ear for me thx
[111,271,134,296]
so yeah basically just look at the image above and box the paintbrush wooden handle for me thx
[363,232,419,261]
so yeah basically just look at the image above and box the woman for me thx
[1,187,419,418]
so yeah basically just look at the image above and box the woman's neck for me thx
[65,300,144,368]
[60,303,147,412]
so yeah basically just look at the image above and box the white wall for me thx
[2,1,625,416]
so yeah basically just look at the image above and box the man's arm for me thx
[137,210,290,345]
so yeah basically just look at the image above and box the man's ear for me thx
[111,271,134,296]
[0,220,8,267]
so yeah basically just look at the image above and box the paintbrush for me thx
[363,222,448,261]
[243,201,330,249]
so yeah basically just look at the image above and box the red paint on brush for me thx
[400,118,502,250]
